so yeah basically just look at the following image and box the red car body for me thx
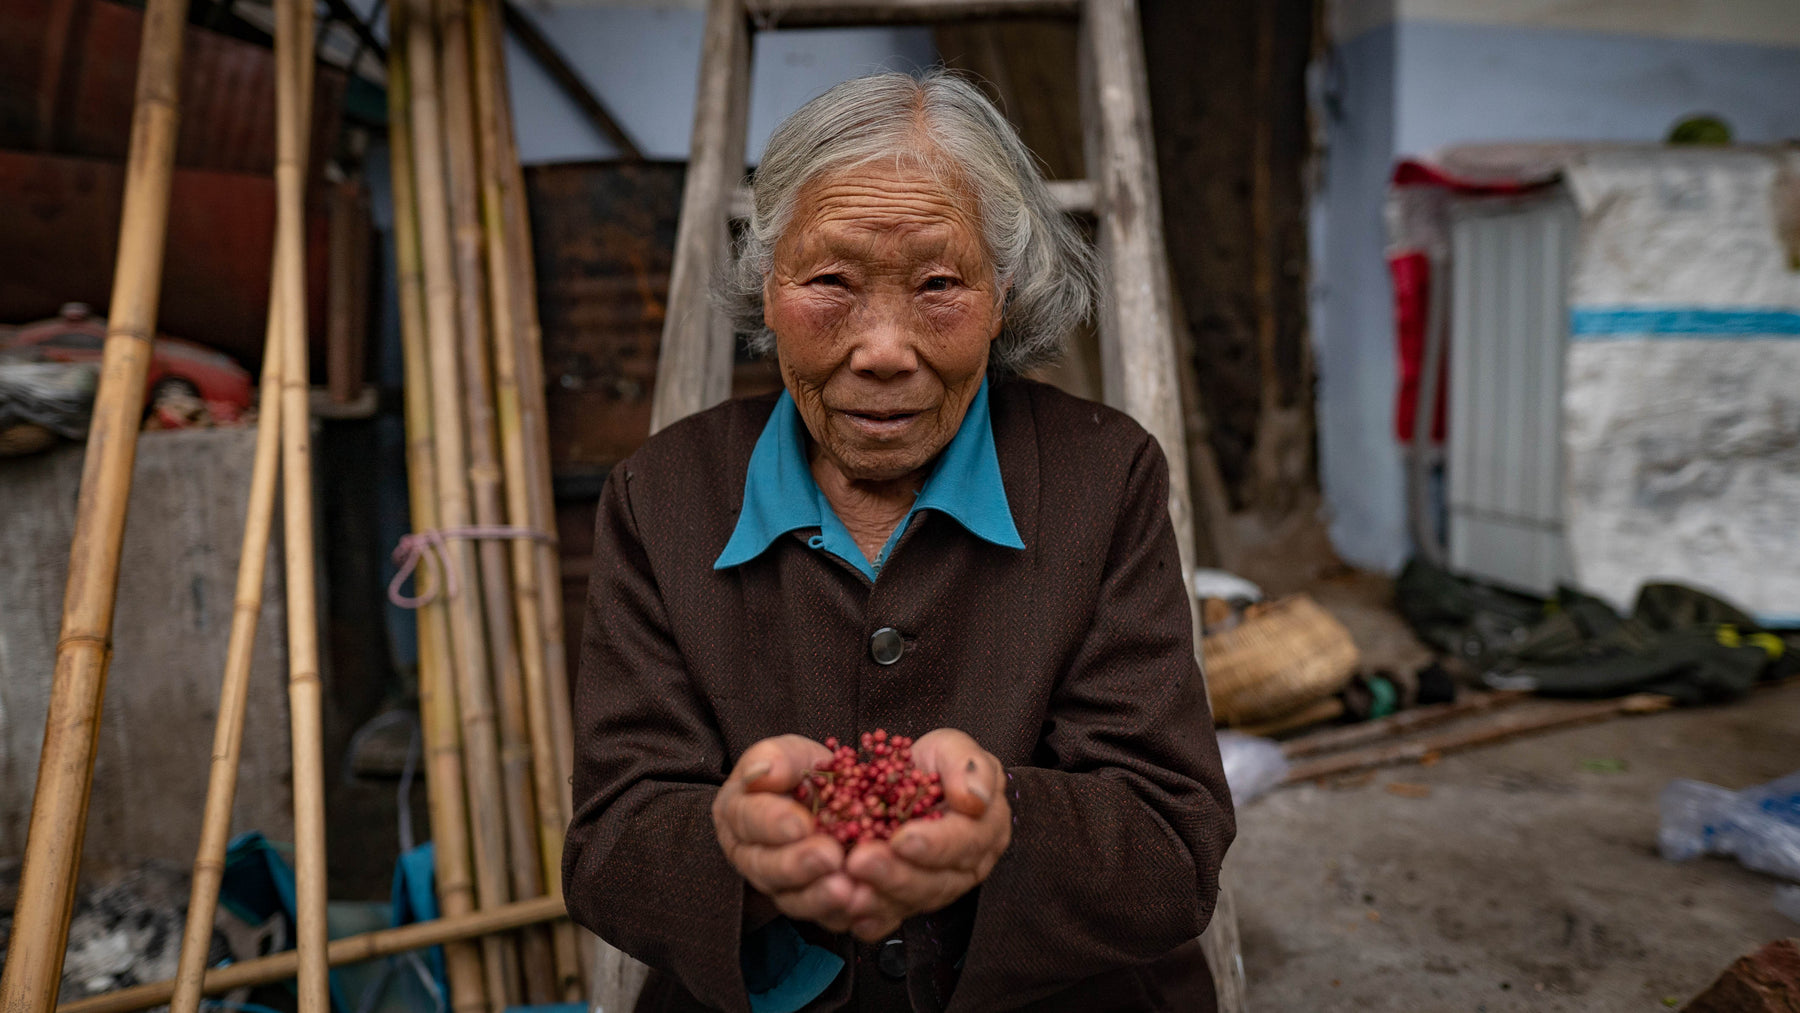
[2,304,254,422]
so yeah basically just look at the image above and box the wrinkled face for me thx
[764,162,1003,485]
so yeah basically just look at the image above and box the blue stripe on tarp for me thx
[1571,307,1800,339]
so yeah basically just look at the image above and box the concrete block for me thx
[0,426,292,871]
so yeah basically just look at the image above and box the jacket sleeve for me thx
[946,433,1237,1011]
[561,462,757,1012]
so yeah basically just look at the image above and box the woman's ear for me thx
[988,282,1011,343]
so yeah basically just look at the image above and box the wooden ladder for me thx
[638,1,1245,1010]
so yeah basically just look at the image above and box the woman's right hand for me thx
[713,735,858,932]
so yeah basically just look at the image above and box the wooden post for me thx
[648,0,751,433]
[55,896,568,1013]
[434,0,558,997]
[469,0,585,996]
[273,0,331,1007]
[387,2,490,1006]
[0,0,190,1004]
[1078,0,1201,598]
[405,0,524,1001]
[1079,2,1241,1008]
[167,22,316,1012]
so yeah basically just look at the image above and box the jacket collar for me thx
[714,377,1024,578]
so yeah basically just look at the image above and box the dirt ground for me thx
[1230,680,1800,1011]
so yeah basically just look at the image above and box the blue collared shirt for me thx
[714,377,1025,579]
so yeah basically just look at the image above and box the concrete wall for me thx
[504,2,936,164]
[0,427,293,870]
[1312,0,1800,570]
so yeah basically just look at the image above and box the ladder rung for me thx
[743,0,1078,28]
[730,178,1092,220]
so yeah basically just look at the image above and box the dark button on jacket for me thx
[869,627,905,666]
[564,379,1236,1013]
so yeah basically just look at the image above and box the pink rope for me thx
[388,525,556,609]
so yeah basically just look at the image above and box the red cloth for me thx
[1391,251,1447,444]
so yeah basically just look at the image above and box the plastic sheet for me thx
[1217,731,1290,808]
[1659,770,1800,882]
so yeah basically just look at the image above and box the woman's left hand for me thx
[840,728,1012,942]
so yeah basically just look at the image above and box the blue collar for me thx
[714,377,1024,580]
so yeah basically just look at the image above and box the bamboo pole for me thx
[273,0,330,1007]
[482,13,614,998]
[468,0,583,994]
[55,896,568,1013]
[434,0,557,998]
[388,3,489,1007]
[489,10,575,814]
[0,0,191,1004]
[167,24,316,1012]
[405,0,523,1002]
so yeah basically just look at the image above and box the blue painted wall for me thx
[1312,23,1404,569]
[1311,18,1800,571]
[1396,21,1800,151]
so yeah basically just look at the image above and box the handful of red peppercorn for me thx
[793,730,945,846]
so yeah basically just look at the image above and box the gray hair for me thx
[720,70,1098,375]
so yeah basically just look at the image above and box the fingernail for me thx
[968,780,991,805]
[802,852,829,876]
[740,761,772,784]
[781,816,807,841]
[894,835,924,859]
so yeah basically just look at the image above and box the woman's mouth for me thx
[839,408,922,438]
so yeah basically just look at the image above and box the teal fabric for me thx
[741,919,846,1013]
[714,377,1023,579]
[391,843,447,995]
[216,832,356,1013]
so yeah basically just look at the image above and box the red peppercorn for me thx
[792,729,946,845]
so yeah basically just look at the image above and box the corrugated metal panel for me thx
[1445,192,1576,596]
[0,0,343,176]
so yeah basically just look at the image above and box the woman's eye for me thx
[810,274,846,287]
[923,276,956,292]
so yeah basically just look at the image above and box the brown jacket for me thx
[565,378,1235,1012]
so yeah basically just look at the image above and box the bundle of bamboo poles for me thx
[386,0,587,1005]
[3,0,586,1007]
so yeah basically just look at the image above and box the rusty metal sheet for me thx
[526,160,679,477]
[0,149,333,370]
[525,159,780,480]
[0,0,344,177]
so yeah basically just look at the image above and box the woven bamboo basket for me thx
[1202,593,1360,726]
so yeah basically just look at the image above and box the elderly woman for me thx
[563,70,1234,1012]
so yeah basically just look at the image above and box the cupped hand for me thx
[713,734,859,932]
[839,728,1012,942]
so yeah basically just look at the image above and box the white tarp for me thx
[1561,149,1800,620]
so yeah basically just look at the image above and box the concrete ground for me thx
[1230,681,1800,1011]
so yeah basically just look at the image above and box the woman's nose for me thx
[846,296,919,378]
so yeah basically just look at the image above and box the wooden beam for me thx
[744,0,1077,27]
[1079,0,1206,603]
[1279,691,1530,760]
[501,0,644,160]
[649,0,750,433]
[55,896,568,1013]
[1281,694,1675,784]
